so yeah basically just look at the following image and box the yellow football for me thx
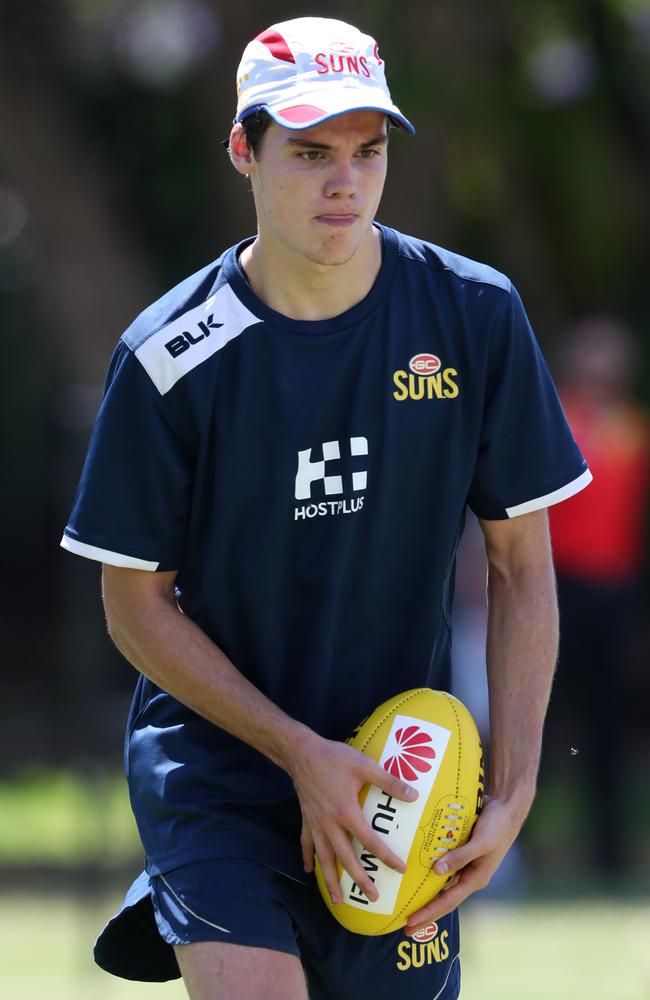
[315,688,484,935]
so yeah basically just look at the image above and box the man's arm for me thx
[404,507,558,933]
[101,565,417,905]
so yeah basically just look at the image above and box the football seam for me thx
[447,693,462,797]
[355,689,428,753]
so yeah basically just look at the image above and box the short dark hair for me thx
[242,109,272,157]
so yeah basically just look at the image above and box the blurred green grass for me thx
[1,893,648,1000]
[2,768,649,998]
[0,768,139,864]
[0,892,185,999]
[461,900,650,1000]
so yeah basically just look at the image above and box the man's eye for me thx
[357,148,380,158]
[299,150,324,160]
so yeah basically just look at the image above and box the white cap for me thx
[235,17,415,134]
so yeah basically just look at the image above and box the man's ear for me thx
[229,122,254,175]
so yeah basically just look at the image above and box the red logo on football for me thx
[412,922,439,942]
[409,353,441,376]
[384,726,436,781]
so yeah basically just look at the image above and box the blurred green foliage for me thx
[0,769,139,864]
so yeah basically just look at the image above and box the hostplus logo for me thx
[294,437,367,521]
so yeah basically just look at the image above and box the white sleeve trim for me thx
[505,468,592,518]
[60,534,159,571]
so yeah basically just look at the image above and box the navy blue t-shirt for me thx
[61,225,590,879]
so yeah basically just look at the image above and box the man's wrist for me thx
[269,718,321,776]
[486,779,536,820]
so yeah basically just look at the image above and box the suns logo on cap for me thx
[383,726,436,781]
[315,50,372,77]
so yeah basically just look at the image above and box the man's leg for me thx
[148,860,307,997]
[174,941,309,1000]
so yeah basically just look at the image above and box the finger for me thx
[406,865,489,930]
[405,881,469,931]
[347,819,406,874]
[300,821,315,873]
[328,829,380,903]
[312,833,343,905]
[440,873,460,893]
[364,761,418,804]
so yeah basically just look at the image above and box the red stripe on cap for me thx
[277,104,327,123]
[255,28,295,64]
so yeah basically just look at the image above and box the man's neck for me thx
[239,226,382,322]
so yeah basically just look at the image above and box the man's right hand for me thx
[287,731,418,905]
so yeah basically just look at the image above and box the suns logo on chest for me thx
[392,354,459,401]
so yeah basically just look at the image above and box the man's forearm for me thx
[411,510,560,929]
[485,555,558,817]
[102,568,312,774]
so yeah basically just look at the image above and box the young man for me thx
[61,17,591,1000]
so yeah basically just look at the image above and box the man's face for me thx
[247,110,389,268]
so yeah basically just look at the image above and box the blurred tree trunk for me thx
[0,4,158,381]
[586,0,650,181]
[0,1,158,765]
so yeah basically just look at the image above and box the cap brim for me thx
[239,87,415,135]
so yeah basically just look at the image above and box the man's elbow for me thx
[102,593,138,665]
[101,567,150,662]
[103,600,127,653]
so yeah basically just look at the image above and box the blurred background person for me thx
[451,514,489,745]
[546,315,650,873]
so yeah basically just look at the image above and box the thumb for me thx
[366,760,419,803]
[433,835,483,876]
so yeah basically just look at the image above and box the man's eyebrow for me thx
[285,134,389,150]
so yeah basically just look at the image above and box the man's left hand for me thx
[403,794,529,935]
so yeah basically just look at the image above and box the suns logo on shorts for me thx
[392,353,459,401]
[383,726,436,781]
[395,925,450,971]
[412,923,439,943]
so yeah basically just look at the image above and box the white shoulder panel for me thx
[134,283,260,395]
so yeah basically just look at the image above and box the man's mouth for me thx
[314,214,359,227]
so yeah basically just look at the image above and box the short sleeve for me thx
[61,340,193,570]
[468,286,591,520]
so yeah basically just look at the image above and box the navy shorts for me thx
[95,860,460,999]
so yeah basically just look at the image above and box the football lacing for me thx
[430,801,465,858]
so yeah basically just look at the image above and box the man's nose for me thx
[323,159,356,199]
